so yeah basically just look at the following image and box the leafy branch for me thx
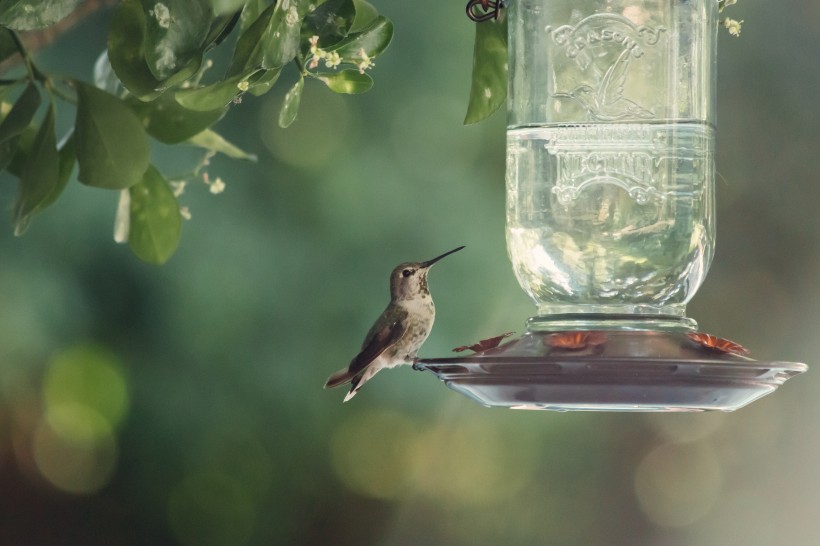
[0,0,393,263]
[2,0,744,264]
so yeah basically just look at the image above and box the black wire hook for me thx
[466,0,506,23]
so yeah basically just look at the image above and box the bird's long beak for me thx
[421,246,465,268]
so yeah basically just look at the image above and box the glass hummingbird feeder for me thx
[417,0,807,411]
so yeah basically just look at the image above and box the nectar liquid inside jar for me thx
[507,120,714,316]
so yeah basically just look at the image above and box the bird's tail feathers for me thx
[342,368,366,402]
[324,367,355,389]
[343,388,359,403]
[342,374,365,402]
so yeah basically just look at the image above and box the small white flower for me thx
[308,42,327,70]
[723,17,743,36]
[356,48,374,74]
[209,177,226,195]
[237,80,250,92]
[170,180,187,197]
[180,206,192,220]
[325,51,341,69]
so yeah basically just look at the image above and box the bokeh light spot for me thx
[645,412,727,443]
[329,410,418,499]
[43,344,130,433]
[32,417,117,494]
[45,402,111,446]
[634,441,722,527]
[408,419,538,506]
[31,343,128,494]
[167,472,257,546]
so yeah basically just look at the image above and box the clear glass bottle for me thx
[506,0,718,327]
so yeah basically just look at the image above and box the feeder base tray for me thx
[416,330,807,412]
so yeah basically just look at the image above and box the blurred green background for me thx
[2,1,820,544]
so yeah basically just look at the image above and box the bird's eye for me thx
[402,269,413,277]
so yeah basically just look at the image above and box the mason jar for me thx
[506,0,718,327]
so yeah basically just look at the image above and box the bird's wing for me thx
[347,309,408,377]
[600,48,631,106]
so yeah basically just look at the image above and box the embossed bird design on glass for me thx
[552,48,654,121]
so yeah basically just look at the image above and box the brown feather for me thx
[324,368,355,389]
[324,320,406,390]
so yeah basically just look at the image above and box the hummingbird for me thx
[324,246,465,402]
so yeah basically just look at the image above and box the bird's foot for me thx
[411,359,424,372]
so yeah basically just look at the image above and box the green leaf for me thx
[37,130,76,211]
[4,123,35,176]
[129,93,226,144]
[350,0,378,34]
[300,0,355,52]
[187,129,257,161]
[205,9,242,49]
[0,83,40,144]
[0,27,18,64]
[107,0,165,100]
[327,15,392,59]
[278,76,303,128]
[261,0,309,69]
[75,82,150,189]
[238,0,267,34]
[210,0,247,16]
[0,82,14,104]
[128,165,182,264]
[108,0,200,99]
[13,104,58,235]
[174,73,250,111]
[317,69,372,94]
[246,68,281,96]
[464,16,508,125]
[228,2,276,76]
[0,0,81,30]
[0,137,17,171]
[11,129,75,227]
[4,122,72,234]
[140,0,212,81]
